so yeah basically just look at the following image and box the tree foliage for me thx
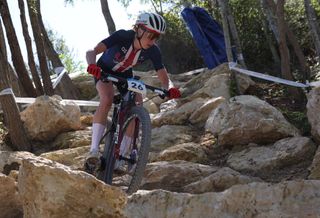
[47,29,84,73]
[131,0,320,75]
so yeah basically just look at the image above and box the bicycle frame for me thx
[99,72,169,182]
[106,90,137,161]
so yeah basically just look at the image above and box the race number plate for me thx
[127,79,147,95]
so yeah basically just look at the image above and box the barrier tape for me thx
[229,62,320,88]
[0,88,99,107]
[14,97,99,107]
[2,63,319,106]
[52,68,67,89]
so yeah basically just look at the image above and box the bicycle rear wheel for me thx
[113,106,151,194]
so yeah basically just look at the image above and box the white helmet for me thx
[135,12,166,34]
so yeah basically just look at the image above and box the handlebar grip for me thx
[159,89,169,99]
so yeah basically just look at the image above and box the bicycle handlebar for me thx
[100,72,169,98]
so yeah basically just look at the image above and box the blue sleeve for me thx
[100,29,133,48]
[149,45,165,71]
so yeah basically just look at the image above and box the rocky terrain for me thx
[1,63,320,217]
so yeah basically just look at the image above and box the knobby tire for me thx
[102,106,151,194]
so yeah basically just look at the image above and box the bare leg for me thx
[90,81,114,153]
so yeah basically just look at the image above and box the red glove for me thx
[87,64,101,79]
[168,87,181,99]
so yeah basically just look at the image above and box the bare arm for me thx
[156,68,175,90]
[86,42,107,64]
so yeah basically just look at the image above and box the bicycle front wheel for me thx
[113,106,151,194]
[98,129,115,184]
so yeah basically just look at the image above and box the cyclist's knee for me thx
[135,94,143,106]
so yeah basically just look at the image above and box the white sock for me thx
[90,123,106,153]
[119,135,133,156]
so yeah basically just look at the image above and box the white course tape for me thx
[14,97,100,107]
[229,62,320,88]
[52,68,67,89]
[0,88,99,107]
[0,88,14,96]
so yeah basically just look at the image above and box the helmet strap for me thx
[136,28,147,50]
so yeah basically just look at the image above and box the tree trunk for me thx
[217,0,233,63]
[8,64,26,97]
[260,0,281,72]
[217,0,241,95]
[262,17,281,71]
[35,0,64,69]
[100,0,116,34]
[261,0,280,42]
[224,0,247,68]
[0,9,24,97]
[276,0,302,100]
[304,0,320,59]
[265,0,310,82]
[0,19,32,151]
[18,0,44,96]
[0,0,37,97]
[53,72,80,99]
[27,0,54,96]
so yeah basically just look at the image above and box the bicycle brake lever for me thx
[159,89,169,99]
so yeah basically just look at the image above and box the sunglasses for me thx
[140,26,161,40]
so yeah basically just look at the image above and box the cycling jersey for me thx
[97,29,165,77]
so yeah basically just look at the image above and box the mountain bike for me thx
[85,72,169,194]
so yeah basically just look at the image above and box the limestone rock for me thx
[125,180,320,218]
[141,160,218,191]
[151,125,197,152]
[183,167,262,194]
[143,99,159,114]
[0,151,36,174]
[227,137,316,174]
[20,95,82,142]
[18,157,126,218]
[153,142,207,163]
[307,86,320,143]
[206,95,300,147]
[50,128,91,150]
[152,98,206,127]
[189,96,226,128]
[0,173,22,218]
[309,146,320,179]
[40,146,89,170]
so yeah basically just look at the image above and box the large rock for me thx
[180,64,254,103]
[143,99,159,114]
[49,128,91,150]
[125,180,320,218]
[73,77,97,100]
[151,125,197,151]
[0,173,23,218]
[180,64,230,100]
[152,98,206,127]
[182,167,262,194]
[189,96,226,128]
[307,86,320,143]
[206,95,300,147]
[0,151,36,174]
[18,157,126,218]
[141,160,218,191]
[227,137,316,174]
[40,146,89,170]
[309,146,320,179]
[20,95,82,142]
[153,142,207,163]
